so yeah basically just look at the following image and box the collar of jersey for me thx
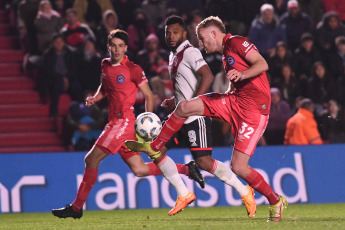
[111,55,129,66]
[174,40,191,54]
[222,33,232,46]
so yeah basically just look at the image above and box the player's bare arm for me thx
[194,64,214,96]
[139,82,154,112]
[85,83,106,107]
[226,50,268,82]
[161,96,175,111]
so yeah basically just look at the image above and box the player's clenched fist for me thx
[226,69,244,82]
[85,96,96,107]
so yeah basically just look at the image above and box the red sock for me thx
[151,112,186,151]
[147,161,189,176]
[244,167,280,205]
[72,167,98,211]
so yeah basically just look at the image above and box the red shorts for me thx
[199,93,268,156]
[95,118,140,161]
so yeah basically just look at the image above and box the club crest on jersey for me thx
[117,74,125,83]
[174,58,178,66]
[227,56,235,66]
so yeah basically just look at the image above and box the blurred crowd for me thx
[4,0,345,149]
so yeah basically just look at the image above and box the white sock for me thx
[157,156,189,197]
[212,160,249,196]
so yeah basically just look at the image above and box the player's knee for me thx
[231,163,245,177]
[195,157,213,172]
[175,100,190,117]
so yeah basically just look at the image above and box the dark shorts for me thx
[165,116,213,159]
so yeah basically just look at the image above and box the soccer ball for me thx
[135,112,162,141]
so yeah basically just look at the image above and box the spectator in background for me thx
[126,9,155,59]
[111,0,140,30]
[322,0,345,24]
[327,36,345,80]
[264,88,291,145]
[136,33,169,80]
[298,0,323,25]
[73,0,113,31]
[150,62,174,100]
[280,0,313,52]
[316,12,345,55]
[284,98,323,145]
[34,0,64,54]
[141,0,167,30]
[60,8,96,52]
[274,64,300,107]
[268,41,292,81]
[167,0,204,22]
[319,99,345,143]
[75,38,101,94]
[96,9,122,57]
[38,34,76,118]
[307,61,336,110]
[291,96,304,115]
[17,0,40,55]
[52,0,70,18]
[186,10,204,47]
[66,91,106,150]
[293,33,322,96]
[249,3,287,57]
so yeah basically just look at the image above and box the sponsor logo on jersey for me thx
[117,74,125,84]
[227,56,235,66]
[188,130,197,146]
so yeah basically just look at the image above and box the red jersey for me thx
[101,56,148,122]
[222,34,271,115]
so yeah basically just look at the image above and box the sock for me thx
[156,155,189,197]
[151,112,186,151]
[211,160,249,196]
[148,162,189,176]
[72,167,98,211]
[244,167,280,205]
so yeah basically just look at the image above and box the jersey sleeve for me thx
[131,64,148,87]
[227,36,258,60]
[184,47,207,72]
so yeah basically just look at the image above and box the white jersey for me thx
[169,40,207,124]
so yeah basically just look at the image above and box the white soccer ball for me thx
[135,112,162,141]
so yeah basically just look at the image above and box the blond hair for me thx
[196,16,226,34]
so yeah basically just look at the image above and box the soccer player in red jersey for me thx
[125,17,288,222]
[52,29,203,219]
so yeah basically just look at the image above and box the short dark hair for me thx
[107,29,128,45]
[300,98,313,109]
[52,33,64,41]
[65,8,77,16]
[165,15,186,29]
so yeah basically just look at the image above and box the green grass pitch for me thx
[0,203,344,230]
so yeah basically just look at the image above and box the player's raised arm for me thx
[194,64,214,96]
[139,82,154,112]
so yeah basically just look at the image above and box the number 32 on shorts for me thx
[239,122,254,139]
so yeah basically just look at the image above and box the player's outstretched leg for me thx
[267,195,288,222]
[52,204,83,219]
[125,141,161,159]
[168,191,196,216]
[186,161,205,189]
[241,185,256,218]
